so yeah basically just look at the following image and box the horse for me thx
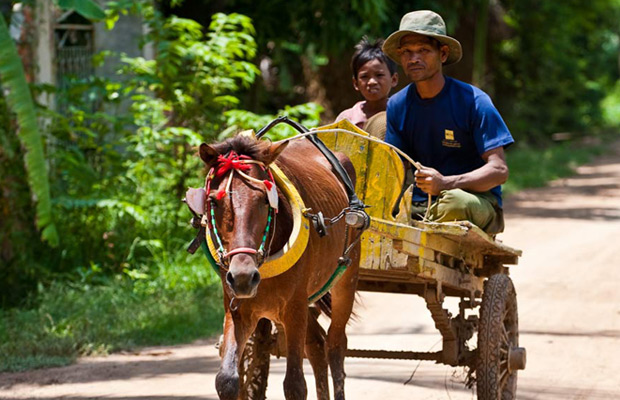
[195,134,360,400]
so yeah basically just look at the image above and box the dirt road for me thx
[2,141,620,399]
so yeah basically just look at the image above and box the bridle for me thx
[204,151,278,270]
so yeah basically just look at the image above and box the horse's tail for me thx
[313,292,359,323]
[314,292,332,319]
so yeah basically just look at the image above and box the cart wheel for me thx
[239,318,272,400]
[477,274,525,400]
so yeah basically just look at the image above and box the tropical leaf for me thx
[0,16,59,246]
[56,0,106,21]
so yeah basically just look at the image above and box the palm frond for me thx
[0,16,58,246]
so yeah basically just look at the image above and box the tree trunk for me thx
[473,0,490,88]
[301,54,335,122]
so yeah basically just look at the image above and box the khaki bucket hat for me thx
[383,10,462,66]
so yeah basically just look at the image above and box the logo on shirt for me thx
[442,129,461,148]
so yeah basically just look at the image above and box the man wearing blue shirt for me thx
[382,10,514,234]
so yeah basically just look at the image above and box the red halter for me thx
[205,151,277,267]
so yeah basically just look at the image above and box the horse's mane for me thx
[212,135,270,163]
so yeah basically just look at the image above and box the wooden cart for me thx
[235,120,526,400]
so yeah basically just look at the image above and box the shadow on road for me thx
[0,354,221,390]
[521,329,620,338]
[504,146,620,221]
[0,397,218,400]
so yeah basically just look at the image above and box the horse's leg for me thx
[282,299,309,400]
[327,251,360,400]
[304,307,329,400]
[215,309,255,400]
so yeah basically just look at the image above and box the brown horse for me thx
[197,135,360,400]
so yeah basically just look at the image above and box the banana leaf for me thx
[57,0,106,20]
[0,16,58,246]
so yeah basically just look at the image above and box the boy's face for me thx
[353,59,398,102]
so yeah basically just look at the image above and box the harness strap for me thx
[308,261,348,303]
[256,116,365,210]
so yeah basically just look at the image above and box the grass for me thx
[0,257,224,372]
[503,138,608,195]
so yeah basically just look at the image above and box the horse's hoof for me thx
[215,371,239,400]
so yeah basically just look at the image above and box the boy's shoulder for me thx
[335,101,367,128]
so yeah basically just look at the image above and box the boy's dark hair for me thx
[351,37,397,79]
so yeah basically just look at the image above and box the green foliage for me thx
[56,0,106,20]
[602,80,620,126]
[0,93,49,307]
[0,15,58,246]
[222,0,390,55]
[0,255,223,372]
[223,102,324,140]
[504,140,606,195]
[39,8,319,278]
[495,0,620,140]
[1,3,319,308]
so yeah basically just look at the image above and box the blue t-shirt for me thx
[385,76,514,207]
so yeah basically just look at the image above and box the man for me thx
[382,10,514,234]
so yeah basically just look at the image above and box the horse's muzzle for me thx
[225,255,261,298]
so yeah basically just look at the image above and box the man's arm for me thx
[414,146,508,196]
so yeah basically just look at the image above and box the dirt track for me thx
[1,141,620,399]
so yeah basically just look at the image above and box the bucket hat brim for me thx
[382,10,462,66]
[383,30,462,66]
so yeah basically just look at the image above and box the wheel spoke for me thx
[499,368,509,389]
[501,324,510,345]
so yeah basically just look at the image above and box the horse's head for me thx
[199,136,288,299]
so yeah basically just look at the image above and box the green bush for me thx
[0,252,224,372]
[1,8,322,307]
[504,140,607,195]
[495,0,620,141]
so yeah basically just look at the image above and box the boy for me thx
[335,37,398,134]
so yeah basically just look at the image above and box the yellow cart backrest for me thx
[316,120,412,270]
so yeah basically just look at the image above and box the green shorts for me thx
[411,189,505,234]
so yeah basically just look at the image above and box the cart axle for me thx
[345,349,442,362]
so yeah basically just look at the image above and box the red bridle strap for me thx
[214,151,252,178]
[224,247,259,259]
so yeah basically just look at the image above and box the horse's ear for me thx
[262,141,289,165]
[199,143,219,167]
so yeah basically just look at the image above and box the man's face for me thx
[397,34,449,83]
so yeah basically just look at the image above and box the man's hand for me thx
[413,148,509,196]
[414,166,449,196]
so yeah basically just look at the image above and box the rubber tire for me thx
[477,273,519,400]
[239,318,272,400]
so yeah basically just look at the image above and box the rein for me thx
[205,151,277,269]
